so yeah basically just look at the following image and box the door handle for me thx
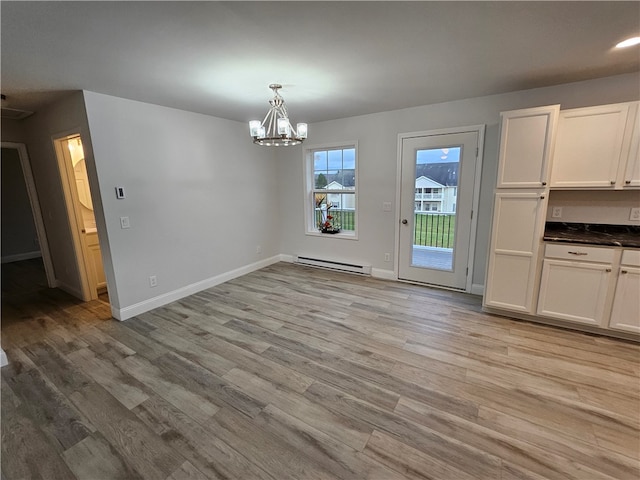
[401,219,408,225]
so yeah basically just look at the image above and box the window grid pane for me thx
[309,146,356,234]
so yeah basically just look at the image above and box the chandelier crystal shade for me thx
[249,84,307,146]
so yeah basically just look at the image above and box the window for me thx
[305,143,357,237]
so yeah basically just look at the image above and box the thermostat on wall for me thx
[115,187,126,199]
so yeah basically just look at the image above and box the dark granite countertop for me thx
[543,223,640,248]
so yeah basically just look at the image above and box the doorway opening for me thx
[53,134,108,303]
[397,126,484,292]
[1,142,56,286]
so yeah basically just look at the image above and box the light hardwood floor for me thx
[2,259,639,479]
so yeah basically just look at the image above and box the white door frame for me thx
[394,125,485,293]
[52,131,96,301]
[1,142,56,287]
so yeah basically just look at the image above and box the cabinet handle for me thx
[625,180,631,185]
[541,182,547,186]
[567,251,588,256]
[540,195,545,199]
[605,268,611,272]
[610,180,615,185]
[621,270,628,274]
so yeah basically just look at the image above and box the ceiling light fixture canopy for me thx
[249,84,307,146]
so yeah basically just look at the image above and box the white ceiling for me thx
[2,1,639,124]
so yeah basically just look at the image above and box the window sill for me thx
[305,230,359,241]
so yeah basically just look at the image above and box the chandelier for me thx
[249,84,308,146]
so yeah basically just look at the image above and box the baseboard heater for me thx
[294,255,372,275]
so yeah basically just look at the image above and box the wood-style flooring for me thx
[2,258,639,479]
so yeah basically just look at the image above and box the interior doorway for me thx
[397,126,484,291]
[53,134,108,302]
[1,142,55,286]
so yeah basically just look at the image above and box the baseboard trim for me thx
[471,283,484,296]
[1,251,42,264]
[57,280,85,301]
[371,268,396,280]
[113,255,283,321]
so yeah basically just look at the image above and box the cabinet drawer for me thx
[544,243,614,263]
[621,249,640,267]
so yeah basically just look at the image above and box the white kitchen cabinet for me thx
[537,244,614,326]
[551,102,637,188]
[496,105,559,188]
[484,192,547,312]
[620,105,640,187]
[609,250,640,334]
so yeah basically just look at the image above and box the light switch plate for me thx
[115,187,126,199]
[120,216,130,229]
[382,202,392,212]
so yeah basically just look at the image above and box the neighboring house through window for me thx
[304,143,357,237]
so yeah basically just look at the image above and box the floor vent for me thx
[294,255,372,275]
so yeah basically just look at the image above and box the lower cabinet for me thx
[609,250,640,334]
[535,244,639,336]
[537,258,612,327]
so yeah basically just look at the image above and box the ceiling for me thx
[2,1,639,124]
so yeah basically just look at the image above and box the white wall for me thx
[16,92,92,298]
[82,92,277,319]
[277,73,640,288]
[546,190,640,225]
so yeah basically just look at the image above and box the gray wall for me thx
[82,92,277,315]
[277,73,640,289]
[18,92,93,298]
[1,147,40,261]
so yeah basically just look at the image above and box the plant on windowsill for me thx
[316,196,341,234]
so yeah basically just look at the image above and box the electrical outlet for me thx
[384,253,391,262]
[149,275,157,287]
[551,207,563,218]
[630,207,640,221]
[382,202,392,212]
[256,245,262,254]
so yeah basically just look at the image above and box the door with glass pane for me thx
[398,129,482,290]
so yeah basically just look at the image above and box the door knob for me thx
[401,219,408,225]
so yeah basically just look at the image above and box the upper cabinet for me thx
[551,102,639,189]
[621,105,640,187]
[496,105,559,188]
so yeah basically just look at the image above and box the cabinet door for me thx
[622,104,640,188]
[537,259,612,326]
[551,103,630,188]
[496,105,559,188]
[609,266,640,334]
[484,192,546,312]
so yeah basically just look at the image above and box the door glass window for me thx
[412,147,460,271]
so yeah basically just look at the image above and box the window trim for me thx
[303,141,359,240]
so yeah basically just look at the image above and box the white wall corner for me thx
[471,283,484,296]
[279,254,294,263]
[112,255,283,321]
[0,348,8,367]
[371,268,396,281]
